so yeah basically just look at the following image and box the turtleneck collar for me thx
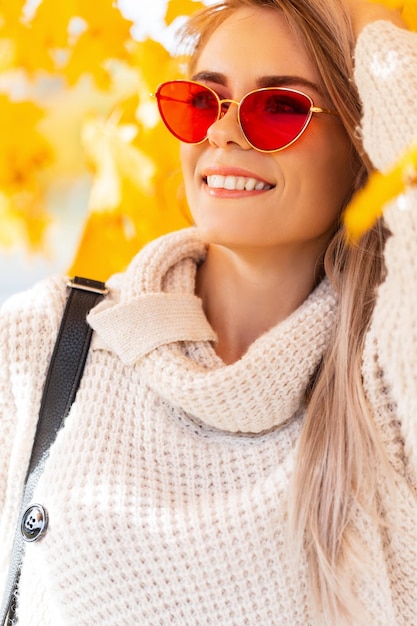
[88,228,337,434]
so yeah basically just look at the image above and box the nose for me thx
[206,100,251,151]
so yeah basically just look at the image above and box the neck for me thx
[196,243,325,364]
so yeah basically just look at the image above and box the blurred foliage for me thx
[345,143,417,240]
[0,0,204,279]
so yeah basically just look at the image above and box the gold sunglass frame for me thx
[153,79,339,153]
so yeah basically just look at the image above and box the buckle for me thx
[67,277,108,296]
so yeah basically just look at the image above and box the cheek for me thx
[180,143,198,206]
[323,142,355,206]
[305,130,355,207]
[180,144,197,183]
[278,131,356,238]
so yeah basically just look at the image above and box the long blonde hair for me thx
[181,0,391,622]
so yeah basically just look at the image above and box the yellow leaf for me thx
[0,38,15,72]
[30,0,77,49]
[369,0,417,30]
[0,192,23,248]
[165,0,204,25]
[402,0,417,30]
[64,34,113,88]
[8,0,76,74]
[38,80,112,178]
[0,188,51,251]
[74,0,133,51]
[0,95,54,252]
[68,212,140,280]
[6,22,56,74]
[0,1,26,35]
[69,180,191,280]
[19,193,52,250]
[131,39,182,92]
[6,0,133,81]
[60,0,133,86]
[82,116,155,213]
[0,95,52,191]
[344,141,417,240]
[369,0,403,8]
[71,96,192,278]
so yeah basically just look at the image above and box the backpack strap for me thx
[1,276,108,625]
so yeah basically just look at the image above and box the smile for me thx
[205,174,274,191]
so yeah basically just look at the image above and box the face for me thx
[179,7,355,257]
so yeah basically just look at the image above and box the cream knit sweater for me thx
[1,21,417,626]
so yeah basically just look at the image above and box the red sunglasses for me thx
[154,79,338,153]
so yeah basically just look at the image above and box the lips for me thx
[206,174,274,191]
[202,166,275,193]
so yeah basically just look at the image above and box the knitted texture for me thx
[88,228,337,433]
[1,20,417,626]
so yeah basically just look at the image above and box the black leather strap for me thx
[1,276,107,625]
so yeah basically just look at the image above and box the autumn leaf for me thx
[69,86,192,279]
[0,186,52,251]
[0,95,52,191]
[63,0,133,86]
[17,192,52,250]
[130,38,184,93]
[5,0,75,74]
[69,147,191,279]
[369,0,417,28]
[4,0,134,83]
[28,0,77,49]
[74,0,133,53]
[65,14,195,278]
[0,192,23,248]
[82,115,155,212]
[402,0,417,30]
[38,80,111,178]
[69,178,191,280]
[0,94,53,250]
[344,141,417,240]
[165,0,205,26]
[0,0,26,29]
[0,0,26,56]
[68,212,141,280]
[369,0,403,8]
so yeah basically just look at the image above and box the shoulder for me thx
[1,273,68,325]
[0,274,68,367]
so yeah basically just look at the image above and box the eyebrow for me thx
[191,71,324,97]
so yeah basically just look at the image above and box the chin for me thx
[195,227,258,251]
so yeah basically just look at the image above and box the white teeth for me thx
[206,175,272,191]
[224,175,237,190]
[244,178,256,191]
[210,175,224,188]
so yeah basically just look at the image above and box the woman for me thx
[1,0,416,624]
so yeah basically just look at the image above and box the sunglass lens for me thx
[156,81,219,144]
[240,89,312,151]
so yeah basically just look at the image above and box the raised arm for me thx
[351,5,417,473]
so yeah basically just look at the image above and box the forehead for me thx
[194,7,321,90]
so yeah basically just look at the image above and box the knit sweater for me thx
[1,21,417,626]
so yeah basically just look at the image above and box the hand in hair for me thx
[345,0,406,37]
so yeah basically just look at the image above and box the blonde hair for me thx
[181,1,391,622]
